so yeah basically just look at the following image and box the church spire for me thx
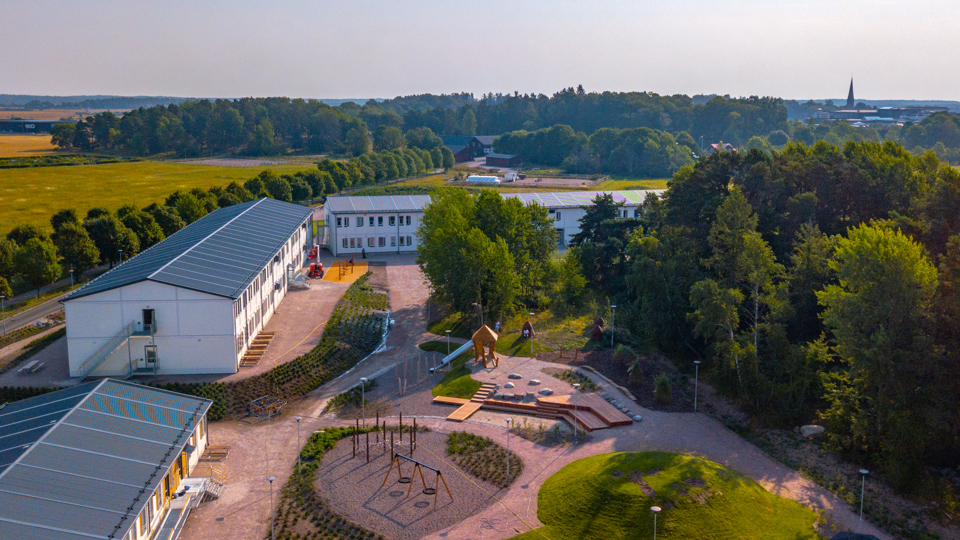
[846,78,855,108]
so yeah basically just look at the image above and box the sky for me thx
[2,0,959,101]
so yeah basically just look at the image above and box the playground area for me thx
[314,429,502,540]
[322,258,369,283]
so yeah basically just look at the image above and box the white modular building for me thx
[0,379,213,540]
[323,189,665,256]
[62,198,314,378]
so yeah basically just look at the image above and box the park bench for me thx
[17,361,45,375]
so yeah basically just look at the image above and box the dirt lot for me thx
[507,176,597,189]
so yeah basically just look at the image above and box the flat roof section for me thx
[62,197,314,302]
[325,190,665,215]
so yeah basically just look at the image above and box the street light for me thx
[529,312,535,358]
[267,476,276,540]
[360,377,368,428]
[505,417,513,484]
[610,305,617,349]
[651,506,661,540]
[693,360,701,413]
[294,416,303,475]
[572,383,580,440]
[69,268,74,287]
[445,330,451,355]
[859,469,869,534]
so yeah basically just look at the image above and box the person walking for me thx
[362,247,366,259]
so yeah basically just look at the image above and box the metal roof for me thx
[0,379,211,540]
[325,190,665,215]
[63,198,313,302]
[473,135,497,145]
[485,153,517,159]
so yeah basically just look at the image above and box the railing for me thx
[77,321,136,380]
[192,464,227,484]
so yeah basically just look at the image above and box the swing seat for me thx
[398,477,412,484]
[422,488,437,495]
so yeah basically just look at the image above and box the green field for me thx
[0,160,316,234]
[512,452,819,540]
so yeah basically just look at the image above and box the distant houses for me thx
[441,135,498,162]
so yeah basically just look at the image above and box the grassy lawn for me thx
[431,350,481,399]
[594,178,670,190]
[429,303,600,357]
[0,160,315,234]
[512,451,819,540]
[0,135,57,157]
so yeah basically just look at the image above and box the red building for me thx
[485,153,520,167]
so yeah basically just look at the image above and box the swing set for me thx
[380,453,453,506]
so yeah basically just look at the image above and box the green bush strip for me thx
[273,426,383,540]
[511,451,819,540]
[446,431,523,489]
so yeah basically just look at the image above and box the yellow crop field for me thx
[0,109,119,121]
[0,160,316,234]
[0,135,57,157]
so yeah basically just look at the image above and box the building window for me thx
[367,237,374,247]
[379,237,385,247]
[389,216,396,226]
[350,238,355,248]
[406,216,411,226]
[357,217,363,227]
[555,211,562,221]
[407,236,412,246]
[399,236,405,247]
[336,217,342,227]
[378,216,383,226]
[369,217,374,226]
[342,238,347,249]
[391,236,396,247]
[634,209,640,218]
[344,218,350,227]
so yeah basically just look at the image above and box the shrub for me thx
[628,360,644,385]
[654,372,672,404]
[446,431,522,489]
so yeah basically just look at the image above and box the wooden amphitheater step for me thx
[470,383,497,403]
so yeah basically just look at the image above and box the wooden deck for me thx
[432,383,634,431]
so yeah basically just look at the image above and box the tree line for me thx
[1,147,453,299]
[566,141,960,492]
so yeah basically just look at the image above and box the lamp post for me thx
[529,312,535,358]
[651,506,661,540]
[267,476,276,540]
[118,249,123,263]
[70,268,74,287]
[294,416,302,475]
[859,469,869,534]
[693,360,701,413]
[445,329,451,355]
[360,377,368,428]
[610,305,617,349]
[505,417,513,484]
[572,383,580,440]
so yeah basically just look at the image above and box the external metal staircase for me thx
[77,321,157,381]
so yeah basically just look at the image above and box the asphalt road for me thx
[0,295,64,337]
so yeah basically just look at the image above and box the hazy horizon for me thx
[3,0,959,101]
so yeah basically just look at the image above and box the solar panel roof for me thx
[62,198,314,302]
[0,379,211,540]
[324,189,665,215]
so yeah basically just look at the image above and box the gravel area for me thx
[314,430,501,540]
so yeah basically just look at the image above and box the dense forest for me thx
[48,90,960,170]
[564,141,960,492]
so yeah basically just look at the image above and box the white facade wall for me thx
[324,202,646,255]
[326,211,421,256]
[65,282,235,376]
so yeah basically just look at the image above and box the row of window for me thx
[336,215,413,228]
[342,236,414,249]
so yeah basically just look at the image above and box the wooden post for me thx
[390,430,394,457]
[366,430,370,463]
[412,417,417,456]
[353,423,357,459]
[376,411,380,442]
[399,413,403,443]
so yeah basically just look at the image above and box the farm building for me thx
[441,135,499,161]
[0,119,61,133]
[485,153,520,167]
[61,197,314,378]
[0,379,213,540]
[323,189,664,256]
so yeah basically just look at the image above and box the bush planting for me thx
[445,431,523,489]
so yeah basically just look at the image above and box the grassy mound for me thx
[431,350,481,399]
[512,452,819,540]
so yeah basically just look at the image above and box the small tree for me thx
[653,372,672,404]
[50,209,80,231]
[0,239,16,280]
[6,224,48,246]
[52,223,100,275]
[15,238,62,297]
[0,276,11,298]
